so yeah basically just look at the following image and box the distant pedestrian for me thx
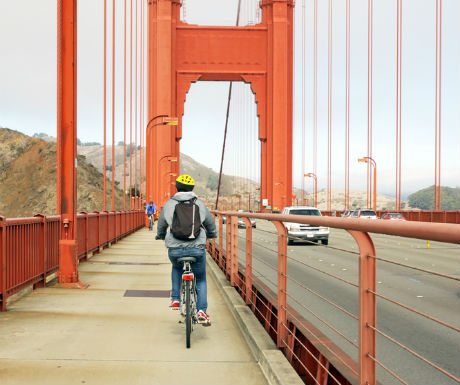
[145,201,157,230]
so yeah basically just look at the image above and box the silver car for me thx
[282,206,329,245]
[353,209,377,219]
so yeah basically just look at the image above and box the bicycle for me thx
[148,214,154,230]
[177,256,198,348]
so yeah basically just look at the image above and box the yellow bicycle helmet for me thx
[176,174,195,192]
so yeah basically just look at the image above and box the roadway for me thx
[218,220,460,385]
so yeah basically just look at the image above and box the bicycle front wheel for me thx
[185,280,192,348]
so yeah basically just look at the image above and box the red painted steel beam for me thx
[57,0,80,283]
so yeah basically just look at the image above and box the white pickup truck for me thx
[281,206,329,245]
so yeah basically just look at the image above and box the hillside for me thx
[298,188,406,211]
[408,186,460,210]
[2,128,412,216]
[77,143,256,200]
[0,128,125,217]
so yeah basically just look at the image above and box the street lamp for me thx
[304,173,317,207]
[147,115,178,206]
[231,194,242,210]
[358,157,377,211]
[255,187,261,212]
[243,191,251,211]
[157,156,177,206]
[146,115,179,129]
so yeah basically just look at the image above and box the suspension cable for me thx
[124,0,127,210]
[112,0,116,210]
[215,0,242,210]
[103,0,107,211]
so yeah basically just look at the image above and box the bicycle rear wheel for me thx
[185,280,192,348]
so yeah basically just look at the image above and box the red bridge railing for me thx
[322,210,460,224]
[208,211,460,385]
[0,210,144,311]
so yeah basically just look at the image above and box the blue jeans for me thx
[168,248,207,313]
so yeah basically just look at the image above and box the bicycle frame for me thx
[180,262,197,317]
[180,261,198,348]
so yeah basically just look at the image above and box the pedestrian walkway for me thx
[0,228,268,385]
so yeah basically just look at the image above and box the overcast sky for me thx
[0,0,459,197]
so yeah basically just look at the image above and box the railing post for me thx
[242,217,253,305]
[230,215,239,287]
[80,212,88,260]
[0,217,6,311]
[218,214,224,268]
[272,220,288,348]
[226,215,232,278]
[94,211,101,253]
[347,230,376,385]
[33,214,47,288]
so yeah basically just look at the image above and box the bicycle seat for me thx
[176,256,197,263]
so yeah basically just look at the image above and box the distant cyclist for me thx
[145,201,157,230]
[156,174,217,326]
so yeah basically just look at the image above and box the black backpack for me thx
[171,198,201,240]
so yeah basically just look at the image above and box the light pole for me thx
[231,194,242,210]
[304,173,317,207]
[147,116,178,207]
[157,156,177,207]
[358,157,377,211]
[243,191,251,211]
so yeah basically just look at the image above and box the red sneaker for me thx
[170,300,180,310]
[197,310,211,326]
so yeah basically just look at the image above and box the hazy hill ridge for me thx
[0,128,124,217]
[0,128,426,217]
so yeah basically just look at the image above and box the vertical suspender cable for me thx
[367,0,374,208]
[301,0,306,205]
[398,0,402,210]
[135,0,138,208]
[130,0,133,210]
[345,0,350,210]
[434,0,442,210]
[124,0,127,210]
[327,0,332,211]
[396,0,399,210]
[103,0,107,211]
[215,0,242,210]
[140,0,143,205]
[112,0,116,210]
[313,0,318,204]
[396,0,402,210]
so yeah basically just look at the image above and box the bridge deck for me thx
[0,228,268,385]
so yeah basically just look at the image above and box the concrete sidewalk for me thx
[0,228,269,385]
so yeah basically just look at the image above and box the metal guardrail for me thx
[0,210,144,311]
[322,210,460,224]
[207,211,460,385]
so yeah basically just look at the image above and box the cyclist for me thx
[156,174,217,326]
[145,201,157,230]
